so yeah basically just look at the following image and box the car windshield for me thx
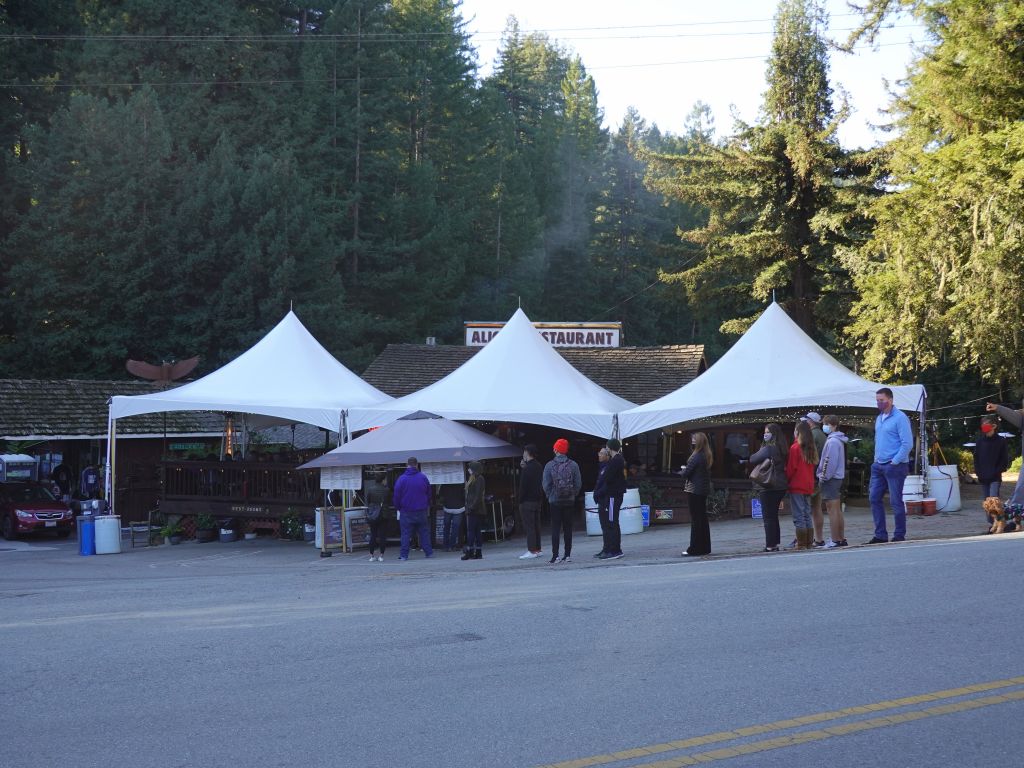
[5,484,56,503]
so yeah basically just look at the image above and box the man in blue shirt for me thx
[867,387,915,544]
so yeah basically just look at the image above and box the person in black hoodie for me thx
[680,432,713,556]
[973,415,1009,499]
[598,438,627,560]
[517,444,544,559]
[592,447,611,558]
[439,483,466,552]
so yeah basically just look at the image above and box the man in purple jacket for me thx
[393,457,433,560]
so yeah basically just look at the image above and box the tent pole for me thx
[105,413,116,515]
[612,414,620,441]
[919,390,928,476]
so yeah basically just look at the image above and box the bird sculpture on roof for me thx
[126,356,199,383]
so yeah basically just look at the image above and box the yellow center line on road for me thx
[536,676,1024,768]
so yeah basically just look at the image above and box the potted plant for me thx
[280,510,303,541]
[195,513,217,543]
[160,521,184,545]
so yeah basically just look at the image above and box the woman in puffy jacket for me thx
[680,432,713,556]
[748,423,789,552]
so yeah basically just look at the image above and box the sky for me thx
[457,0,927,149]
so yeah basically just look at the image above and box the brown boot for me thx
[796,528,812,550]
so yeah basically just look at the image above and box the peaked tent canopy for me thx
[618,303,926,438]
[346,309,636,437]
[299,411,522,468]
[108,311,392,432]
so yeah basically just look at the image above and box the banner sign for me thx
[465,321,621,348]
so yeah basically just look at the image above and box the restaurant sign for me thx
[465,321,621,348]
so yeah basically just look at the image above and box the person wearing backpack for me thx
[598,438,627,560]
[542,438,582,564]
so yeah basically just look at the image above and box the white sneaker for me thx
[518,551,540,559]
[368,554,376,561]
[376,555,384,562]
[824,539,838,549]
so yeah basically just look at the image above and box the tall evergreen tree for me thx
[844,0,1024,389]
[647,0,872,341]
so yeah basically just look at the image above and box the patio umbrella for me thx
[298,412,522,468]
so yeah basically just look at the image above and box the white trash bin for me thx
[93,515,122,555]
[927,465,961,512]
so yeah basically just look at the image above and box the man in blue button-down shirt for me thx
[867,387,915,544]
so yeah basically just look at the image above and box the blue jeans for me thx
[442,511,463,549]
[789,493,811,530]
[399,509,433,558]
[869,461,909,540]
[980,480,1001,498]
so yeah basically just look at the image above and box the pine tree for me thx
[648,0,871,341]
[844,0,1024,389]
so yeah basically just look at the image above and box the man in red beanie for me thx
[542,438,581,563]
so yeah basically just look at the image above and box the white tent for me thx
[618,302,926,438]
[346,308,636,437]
[109,311,392,433]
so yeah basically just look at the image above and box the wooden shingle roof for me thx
[0,379,225,439]
[362,344,706,404]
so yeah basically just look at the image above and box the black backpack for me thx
[551,460,576,501]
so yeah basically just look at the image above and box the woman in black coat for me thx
[680,432,713,556]
[748,423,789,552]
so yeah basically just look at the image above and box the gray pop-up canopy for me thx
[298,412,522,468]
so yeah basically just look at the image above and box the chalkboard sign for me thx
[347,511,371,552]
[318,507,346,556]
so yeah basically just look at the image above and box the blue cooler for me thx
[77,516,96,556]
[640,504,650,528]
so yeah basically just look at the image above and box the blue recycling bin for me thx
[77,516,95,556]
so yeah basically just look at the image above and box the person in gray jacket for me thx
[748,423,789,552]
[986,402,1023,506]
[817,414,849,547]
[542,438,582,564]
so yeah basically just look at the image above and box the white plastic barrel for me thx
[902,475,926,505]
[584,491,601,536]
[926,465,961,512]
[93,515,122,555]
[620,488,643,535]
[585,488,644,535]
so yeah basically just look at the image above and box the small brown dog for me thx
[984,496,1006,534]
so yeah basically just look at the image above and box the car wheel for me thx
[1,515,15,540]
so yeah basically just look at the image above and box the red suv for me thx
[0,482,74,540]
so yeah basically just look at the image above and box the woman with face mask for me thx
[973,416,1008,501]
[748,423,789,552]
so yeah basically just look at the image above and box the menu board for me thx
[318,507,346,555]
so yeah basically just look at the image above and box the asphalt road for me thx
[3,534,1023,768]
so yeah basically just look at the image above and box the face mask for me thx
[763,433,772,442]
[877,402,889,413]
[823,425,832,434]
[981,424,995,435]
[690,443,697,449]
